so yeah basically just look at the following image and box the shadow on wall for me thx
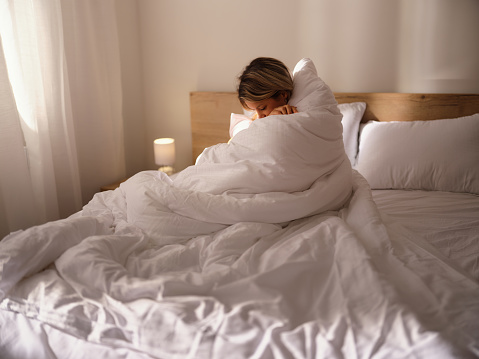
[397,0,479,93]
[297,0,479,94]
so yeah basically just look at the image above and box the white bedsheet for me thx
[373,189,479,282]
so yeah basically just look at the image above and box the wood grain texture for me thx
[334,92,479,123]
[190,91,479,163]
[190,92,243,161]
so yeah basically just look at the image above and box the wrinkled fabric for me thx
[0,171,478,358]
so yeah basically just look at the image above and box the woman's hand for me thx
[269,105,298,116]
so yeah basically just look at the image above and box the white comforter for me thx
[1,101,479,358]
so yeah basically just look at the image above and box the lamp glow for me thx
[154,138,175,175]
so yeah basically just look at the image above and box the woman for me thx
[237,57,298,119]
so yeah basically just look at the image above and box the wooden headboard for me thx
[190,91,479,162]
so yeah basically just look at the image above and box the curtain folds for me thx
[0,0,125,238]
[0,36,40,233]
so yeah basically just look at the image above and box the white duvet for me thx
[1,58,479,358]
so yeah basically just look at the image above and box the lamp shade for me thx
[154,138,175,166]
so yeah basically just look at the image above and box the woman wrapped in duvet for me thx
[166,57,353,226]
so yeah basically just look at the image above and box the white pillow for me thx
[229,113,252,138]
[338,102,366,165]
[355,113,479,194]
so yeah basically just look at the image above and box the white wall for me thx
[297,0,403,92]
[123,0,479,172]
[397,0,479,93]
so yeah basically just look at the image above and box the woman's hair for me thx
[237,57,293,109]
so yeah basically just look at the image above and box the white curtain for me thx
[0,0,125,238]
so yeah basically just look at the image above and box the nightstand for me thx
[100,178,128,191]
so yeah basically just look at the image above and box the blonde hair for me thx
[237,57,293,110]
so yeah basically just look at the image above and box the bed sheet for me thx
[372,190,479,282]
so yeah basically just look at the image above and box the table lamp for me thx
[154,138,175,175]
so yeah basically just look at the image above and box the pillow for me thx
[354,113,479,194]
[338,102,366,165]
[229,113,252,138]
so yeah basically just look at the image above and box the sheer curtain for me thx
[0,0,125,238]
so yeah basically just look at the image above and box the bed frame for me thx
[190,91,479,161]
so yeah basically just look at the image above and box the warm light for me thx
[154,138,175,175]
[0,4,36,131]
[154,138,174,146]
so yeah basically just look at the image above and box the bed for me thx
[1,58,479,359]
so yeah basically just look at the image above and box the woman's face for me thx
[244,92,288,119]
